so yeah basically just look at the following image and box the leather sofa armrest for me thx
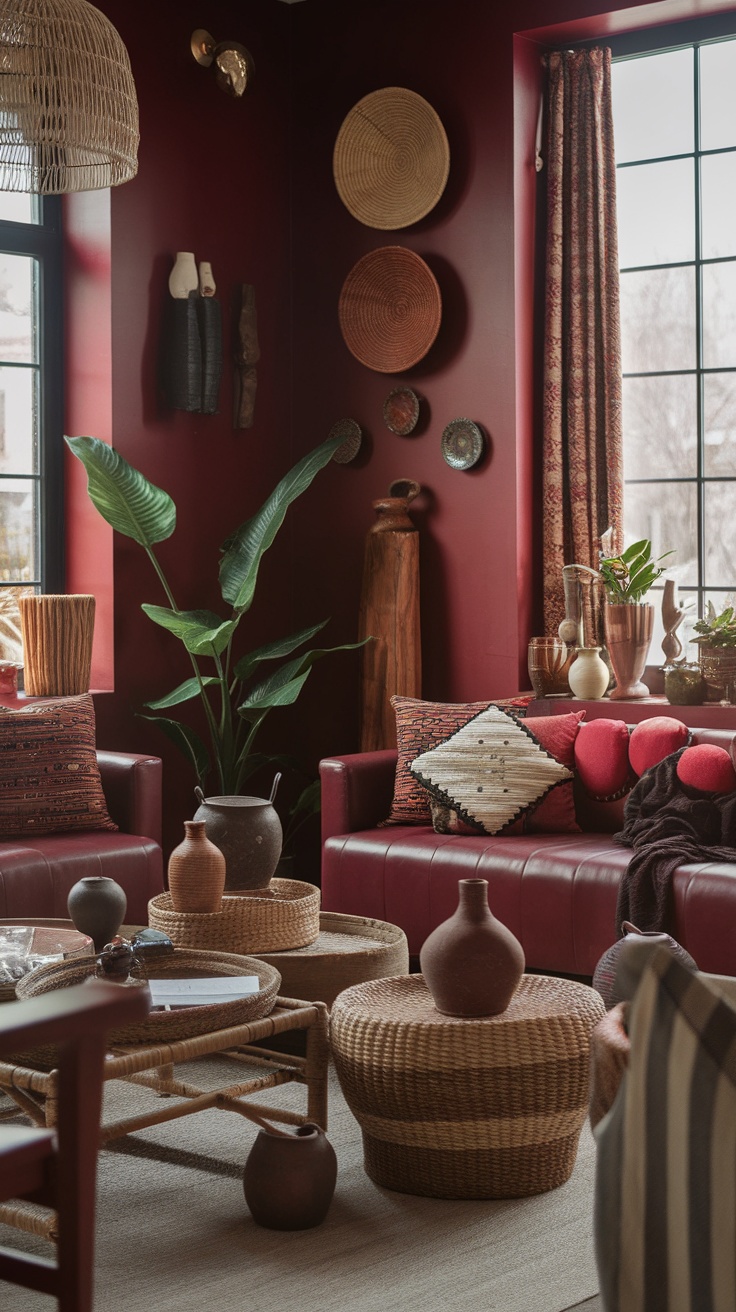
[96,751,162,847]
[320,751,397,842]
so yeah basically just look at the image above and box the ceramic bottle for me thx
[67,875,127,951]
[167,819,226,913]
[168,251,198,298]
[419,877,525,1017]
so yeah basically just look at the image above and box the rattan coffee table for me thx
[330,972,605,1199]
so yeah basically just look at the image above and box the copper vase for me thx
[604,602,654,700]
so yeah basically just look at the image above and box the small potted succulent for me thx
[598,540,673,700]
[692,602,736,702]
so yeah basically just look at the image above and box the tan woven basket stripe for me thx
[356,1107,586,1150]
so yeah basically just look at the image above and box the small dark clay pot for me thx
[67,875,127,951]
[243,1122,337,1230]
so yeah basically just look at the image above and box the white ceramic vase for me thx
[567,646,609,699]
[168,251,198,298]
[198,261,216,296]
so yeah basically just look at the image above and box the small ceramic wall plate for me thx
[329,418,363,464]
[383,387,420,436]
[441,418,484,470]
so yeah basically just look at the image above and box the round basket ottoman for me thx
[330,972,605,1199]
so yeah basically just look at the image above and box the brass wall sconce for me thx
[191,29,255,98]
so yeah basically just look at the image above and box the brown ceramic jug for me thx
[243,1120,337,1230]
[419,877,525,1017]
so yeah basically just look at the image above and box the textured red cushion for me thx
[676,744,736,794]
[628,716,690,777]
[385,697,490,825]
[574,719,633,801]
[0,694,117,837]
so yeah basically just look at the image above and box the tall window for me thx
[612,37,736,652]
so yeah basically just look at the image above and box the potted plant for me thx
[66,432,367,820]
[598,539,673,700]
[692,601,736,702]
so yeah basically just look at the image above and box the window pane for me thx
[623,375,697,478]
[702,262,736,368]
[620,267,696,372]
[700,39,736,151]
[701,153,736,259]
[624,481,697,585]
[0,367,38,475]
[617,159,694,267]
[704,374,736,475]
[704,482,736,587]
[0,195,34,225]
[0,255,35,364]
[0,479,36,583]
[612,49,693,163]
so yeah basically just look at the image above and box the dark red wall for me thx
[76,0,736,857]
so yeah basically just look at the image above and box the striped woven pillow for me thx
[594,950,736,1312]
[0,694,117,837]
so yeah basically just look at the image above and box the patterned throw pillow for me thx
[384,696,494,825]
[409,705,583,836]
[0,694,117,837]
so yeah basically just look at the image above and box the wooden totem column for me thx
[19,594,96,696]
[358,481,421,751]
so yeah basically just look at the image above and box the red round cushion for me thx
[628,716,690,777]
[676,744,736,794]
[574,719,632,800]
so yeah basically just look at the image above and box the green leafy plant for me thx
[692,601,736,648]
[598,539,674,604]
[66,432,367,796]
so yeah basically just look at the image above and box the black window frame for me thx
[0,193,64,595]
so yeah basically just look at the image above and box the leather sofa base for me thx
[0,833,163,926]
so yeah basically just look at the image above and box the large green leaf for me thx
[144,676,219,711]
[65,436,175,546]
[219,434,343,612]
[233,620,328,683]
[238,670,312,717]
[141,605,238,656]
[138,714,210,786]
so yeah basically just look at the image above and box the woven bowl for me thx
[15,947,282,1045]
[148,878,321,955]
[333,86,450,230]
[338,246,441,373]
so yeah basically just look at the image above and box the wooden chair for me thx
[0,979,150,1310]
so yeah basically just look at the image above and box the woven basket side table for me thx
[251,912,409,1007]
[330,973,605,1199]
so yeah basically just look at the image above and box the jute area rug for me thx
[3,1059,600,1312]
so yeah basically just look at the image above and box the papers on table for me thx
[148,975,260,1009]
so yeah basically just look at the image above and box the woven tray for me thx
[15,947,281,1045]
[148,878,320,954]
[330,973,605,1199]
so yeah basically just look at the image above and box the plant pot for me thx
[604,602,654,699]
[698,645,736,703]
[243,1122,337,1229]
[193,789,282,892]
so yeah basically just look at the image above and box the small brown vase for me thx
[167,820,226,913]
[419,878,525,1017]
[243,1122,337,1230]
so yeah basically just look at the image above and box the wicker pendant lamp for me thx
[0,0,139,194]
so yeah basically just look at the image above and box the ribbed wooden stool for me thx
[330,972,605,1199]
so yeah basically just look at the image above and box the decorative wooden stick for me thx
[234,283,260,429]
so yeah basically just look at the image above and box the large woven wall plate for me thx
[338,246,442,373]
[333,87,450,230]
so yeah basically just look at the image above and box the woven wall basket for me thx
[148,879,321,955]
[15,948,281,1046]
[333,86,450,230]
[338,246,441,373]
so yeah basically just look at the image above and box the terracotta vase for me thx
[419,877,525,1017]
[67,875,127,951]
[193,787,282,892]
[527,636,574,697]
[243,1122,337,1230]
[592,921,697,1009]
[167,819,226,913]
[567,646,610,699]
[604,602,654,699]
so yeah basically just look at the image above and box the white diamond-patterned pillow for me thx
[409,705,574,835]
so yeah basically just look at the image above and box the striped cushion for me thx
[594,950,736,1312]
[0,694,117,837]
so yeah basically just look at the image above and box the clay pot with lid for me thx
[193,775,283,892]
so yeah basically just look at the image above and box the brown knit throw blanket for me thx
[614,747,736,934]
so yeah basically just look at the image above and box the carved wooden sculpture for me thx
[234,283,260,429]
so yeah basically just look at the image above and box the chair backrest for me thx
[0,979,149,1312]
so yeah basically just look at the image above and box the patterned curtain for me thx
[542,47,624,638]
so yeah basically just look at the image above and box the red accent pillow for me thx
[385,697,495,825]
[520,711,585,832]
[574,719,633,801]
[628,716,690,777]
[676,744,736,794]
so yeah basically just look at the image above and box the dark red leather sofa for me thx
[320,725,736,978]
[0,751,164,924]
